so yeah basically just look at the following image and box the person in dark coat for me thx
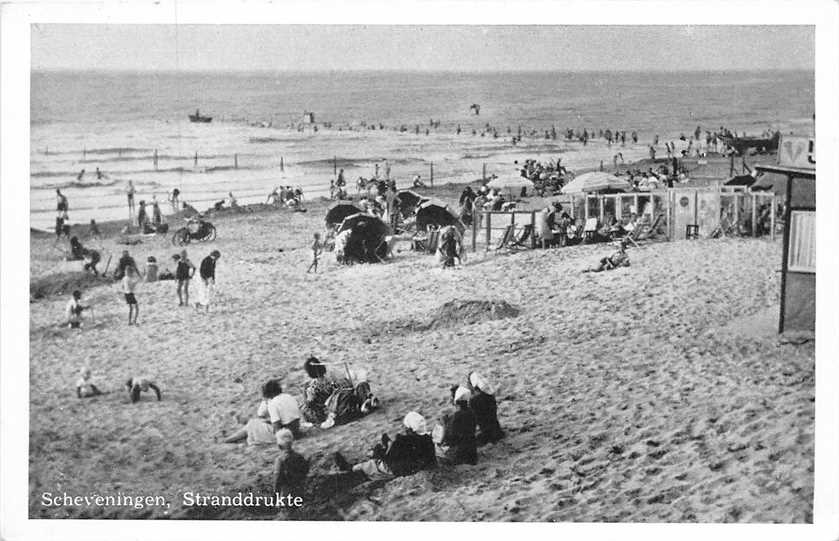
[435,386,478,465]
[272,429,309,498]
[467,372,504,445]
[333,411,436,480]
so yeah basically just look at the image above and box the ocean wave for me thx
[36,178,119,190]
[248,136,299,144]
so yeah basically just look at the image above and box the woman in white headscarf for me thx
[433,385,478,465]
[466,371,504,445]
[333,411,436,480]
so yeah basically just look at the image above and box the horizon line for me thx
[32,67,814,74]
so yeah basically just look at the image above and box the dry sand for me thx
[28,186,813,521]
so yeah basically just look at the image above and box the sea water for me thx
[30,70,814,229]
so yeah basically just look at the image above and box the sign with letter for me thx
[778,136,815,169]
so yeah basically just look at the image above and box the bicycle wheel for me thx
[172,228,190,246]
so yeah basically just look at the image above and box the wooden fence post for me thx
[485,212,491,251]
[770,195,776,241]
[194,152,198,167]
[153,149,159,170]
[280,157,285,171]
[751,193,757,237]
[234,153,238,169]
[430,162,434,186]
[482,163,486,182]
[472,210,478,252]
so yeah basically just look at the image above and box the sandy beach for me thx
[28,182,814,522]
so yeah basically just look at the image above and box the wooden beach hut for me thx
[755,135,815,334]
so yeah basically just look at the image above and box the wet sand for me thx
[28,184,813,521]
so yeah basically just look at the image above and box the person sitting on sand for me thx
[169,188,180,211]
[65,290,90,329]
[412,174,425,188]
[173,250,195,306]
[267,187,281,207]
[432,386,478,465]
[224,379,287,445]
[266,380,303,438]
[583,240,630,273]
[273,429,309,498]
[333,411,436,481]
[465,372,504,445]
[76,366,104,398]
[227,192,238,209]
[125,376,161,403]
[299,356,340,426]
[68,236,85,261]
[320,366,378,430]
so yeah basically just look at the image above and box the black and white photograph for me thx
[2,1,838,539]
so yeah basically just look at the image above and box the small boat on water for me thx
[719,132,779,155]
[189,109,212,123]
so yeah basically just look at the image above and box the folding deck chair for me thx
[494,224,516,251]
[510,224,534,249]
[583,218,599,243]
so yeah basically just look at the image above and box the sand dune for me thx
[28,193,813,522]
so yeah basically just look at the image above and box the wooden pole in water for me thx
[194,151,198,167]
[234,154,238,169]
[153,149,159,170]
[334,156,337,177]
[280,157,284,171]
[430,162,434,186]
[83,146,86,160]
[482,163,486,182]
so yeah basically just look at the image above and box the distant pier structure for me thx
[303,111,316,124]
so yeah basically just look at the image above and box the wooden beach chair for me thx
[583,218,599,243]
[633,213,665,242]
[494,224,515,251]
[510,224,534,249]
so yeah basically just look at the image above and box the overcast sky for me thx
[31,25,814,72]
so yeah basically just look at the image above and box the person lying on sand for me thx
[65,290,90,329]
[583,240,631,273]
[432,386,478,465]
[76,367,105,398]
[273,429,309,498]
[465,372,504,445]
[224,380,286,445]
[333,411,436,481]
[125,376,161,403]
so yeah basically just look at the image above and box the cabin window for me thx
[787,211,815,273]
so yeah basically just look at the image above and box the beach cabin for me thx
[755,135,815,334]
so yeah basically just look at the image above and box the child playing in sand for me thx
[122,265,141,325]
[272,429,309,498]
[65,290,90,329]
[306,233,322,274]
[125,376,161,403]
[76,367,104,398]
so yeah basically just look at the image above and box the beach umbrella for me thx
[336,213,391,263]
[560,172,632,194]
[325,202,363,228]
[416,200,465,233]
[396,190,429,216]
